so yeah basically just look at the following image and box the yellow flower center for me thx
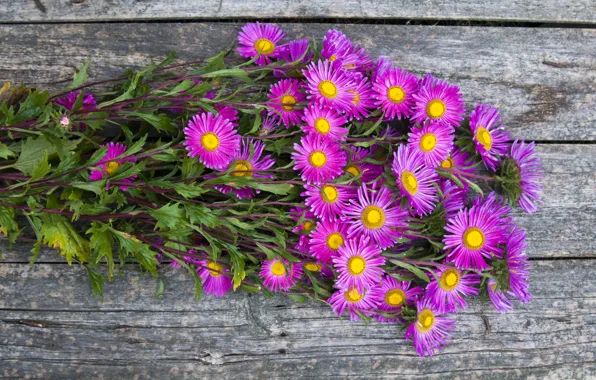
[329,55,337,62]
[201,132,220,152]
[321,185,338,203]
[207,261,223,277]
[463,227,485,250]
[314,118,331,134]
[489,281,498,291]
[304,262,321,272]
[361,205,385,229]
[271,261,286,276]
[318,80,338,99]
[416,308,435,333]
[349,89,360,105]
[303,221,315,232]
[400,170,418,195]
[385,289,406,307]
[105,161,119,175]
[439,268,460,291]
[326,232,344,250]
[347,256,366,275]
[388,86,405,104]
[475,126,493,151]
[254,38,275,55]
[309,150,327,168]
[426,99,446,119]
[441,157,454,169]
[345,165,361,177]
[419,133,437,152]
[230,160,253,177]
[344,287,363,303]
[281,94,297,111]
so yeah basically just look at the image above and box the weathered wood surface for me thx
[0,260,594,379]
[0,0,595,24]
[0,23,595,141]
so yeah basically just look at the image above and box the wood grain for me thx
[0,23,594,141]
[0,0,594,24]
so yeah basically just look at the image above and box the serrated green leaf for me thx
[126,112,176,133]
[0,143,15,159]
[30,151,51,182]
[40,213,90,265]
[85,266,104,299]
[148,203,184,230]
[69,59,90,89]
[87,222,115,278]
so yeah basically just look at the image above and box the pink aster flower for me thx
[408,122,454,167]
[333,237,385,292]
[371,276,424,323]
[259,111,281,136]
[507,140,543,214]
[342,184,409,249]
[259,258,303,292]
[267,79,307,128]
[89,142,136,191]
[412,74,465,128]
[392,145,439,216]
[308,219,350,264]
[302,183,355,221]
[405,296,456,357]
[426,267,480,313]
[321,30,373,72]
[237,22,285,65]
[343,147,385,186]
[291,134,347,184]
[469,104,510,171]
[439,180,468,219]
[278,38,311,63]
[372,67,419,120]
[328,286,380,321]
[345,73,375,120]
[215,105,239,123]
[183,112,241,171]
[196,260,233,297]
[56,90,97,110]
[302,60,354,112]
[215,139,275,199]
[301,104,349,141]
[371,56,393,83]
[438,148,476,185]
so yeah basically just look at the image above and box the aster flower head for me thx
[426,267,480,313]
[259,258,303,292]
[215,139,275,199]
[302,60,355,112]
[342,183,409,249]
[371,276,424,323]
[439,179,468,219]
[302,182,356,221]
[308,219,349,264]
[291,134,347,184]
[469,104,510,171]
[391,145,439,216]
[56,90,97,110]
[438,148,476,185]
[237,22,285,65]
[328,286,380,321]
[278,38,311,63]
[196,260,233,297]
[267,79,307,128]
[184,112,241,171]
[412,74,465,128]
[345,72,375,120]
[371,56,393,83]
[215,105,239,123]
[408,122,455,167]
[259,111,281,136]
[321,30,373,72]
[405,296,456,357]
[372,67,419,120]
[333,237,385,292]
[89,142,136,191]
[344,147,384,185]
[302,104,349,141]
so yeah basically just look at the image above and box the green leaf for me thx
[185,204,219,228]
[40,213,90,265]
[389,259,430,282]
[126,112,176,133]
[0,143,15,159]
[69,59,90,89]
[87,222,115,278]
[201,68,253,83]
[85,266,104,299]
[287,294,306,304]
[30,151,51,182]
[248,182,292,195]
[180,156,205,179]
[14,136,77,176]
[172,183,208,199]
[71,182,104,196]
[148,203,184,230]
[462,176,484,196]
[155,278,165,298]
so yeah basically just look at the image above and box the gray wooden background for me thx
[1,2,595,379]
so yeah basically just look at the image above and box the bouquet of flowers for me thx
[0,22,542,356]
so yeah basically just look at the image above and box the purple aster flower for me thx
[302,104,349,141]
[372,67,419,120]
[328,286,380,321]
[412,74,465,128]
[371,56,393,83]
[408,122,454,167]
[196,260,233,297]
[302,183,356,221]
[333,237,385,292]
[183,112,241,171]
[344,147,384,185]
[215,139,275,199]
[469,104,510,171]
[237,22,285,65]
[371,276,424,323]
[426,267,480,313]
[302,60,354,112]
[267,79,306,128]
[440,180,467,219]
[392,145,439,216]
[259,258,303,292]
[439,148,476,185]
[507,140,543,214]
[345,73,375,120]
[278,38,311,63]
[405,296,456,357]
[215,105,239,123]
[56,90,97,110]
[89,142,136,191]
[291,134,347,184]
[320,30,373,72]
[308,219,349,264]
[259,111,281,136]
[342,183,409,249]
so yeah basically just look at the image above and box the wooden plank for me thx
[0,260,594,378]
[0,0,594,24]
[0,23,594,141]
